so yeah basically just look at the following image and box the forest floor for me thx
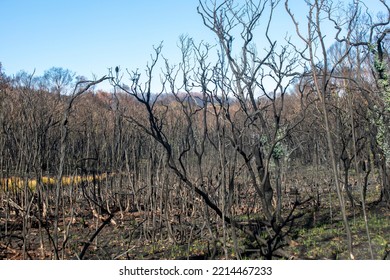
[0,187,389,260]
[287,202,390,260]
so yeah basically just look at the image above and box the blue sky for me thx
[0,0,386,91]
[1,1,209,88]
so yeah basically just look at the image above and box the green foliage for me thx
[290,213,390,259]
[374,57,387,75]
[374,44,390,164]
[374,115,390,165]
[272,142,284,160]
[372,47,390,113]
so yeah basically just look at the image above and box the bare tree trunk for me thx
[54,76,110,259]
[286,0,354,259]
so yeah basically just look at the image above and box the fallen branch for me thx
[78,213,114,260]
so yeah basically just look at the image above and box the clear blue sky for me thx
[1,0,210,89]
[0,0,386,91]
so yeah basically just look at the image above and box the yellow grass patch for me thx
[1,173,110,192]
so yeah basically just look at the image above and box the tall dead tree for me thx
[52,76,110,259]
[285,0,355,259]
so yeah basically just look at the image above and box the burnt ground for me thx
[287,202,390,260]
[1,195,389,260]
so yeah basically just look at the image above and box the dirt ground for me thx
[1,196,389,260]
